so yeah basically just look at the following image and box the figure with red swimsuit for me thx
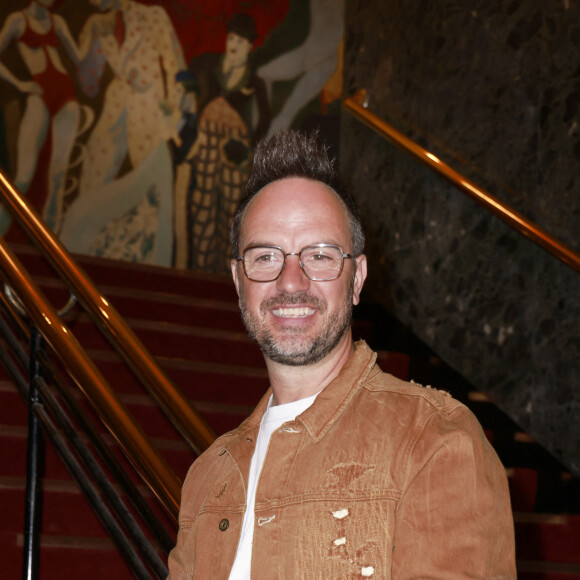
[0,0,90,235]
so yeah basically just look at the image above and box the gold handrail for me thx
[0,170,216,455]
[343,90,580,273]
[0,235,180,521]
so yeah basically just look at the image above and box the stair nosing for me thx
[33,275,240,312]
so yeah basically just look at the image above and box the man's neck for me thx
[265,333,354,406]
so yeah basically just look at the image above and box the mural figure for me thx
[258,0,344,136]
[60,0,186,266]
[0,0,89,235]
[0,1,343,271]
[178,13,270,272]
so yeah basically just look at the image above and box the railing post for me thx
[22,329,44,580]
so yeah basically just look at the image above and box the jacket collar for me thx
[227,340,378,445]
[297,341,378,441]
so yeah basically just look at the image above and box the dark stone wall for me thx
[341,0,580,474]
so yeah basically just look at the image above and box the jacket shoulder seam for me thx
[364,371,463,413]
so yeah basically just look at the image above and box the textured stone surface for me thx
[341,0,580,474]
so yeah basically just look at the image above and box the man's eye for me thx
[307,252,333,262]
[253,252,281,264]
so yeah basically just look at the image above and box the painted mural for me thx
[0,0,345,273]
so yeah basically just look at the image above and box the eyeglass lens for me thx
[243,245,344,281]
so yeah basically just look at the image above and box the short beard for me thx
[239,283,354,367]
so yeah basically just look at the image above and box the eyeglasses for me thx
[237,244,353,282]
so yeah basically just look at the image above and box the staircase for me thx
[1,243,578,579]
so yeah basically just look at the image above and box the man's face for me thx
[231,177,367,366]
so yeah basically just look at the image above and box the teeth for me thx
[272,307,316,318]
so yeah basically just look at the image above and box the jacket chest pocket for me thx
[253,497,398,580]
[185,507,245,579]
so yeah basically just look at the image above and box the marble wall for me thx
[341,0,580,474]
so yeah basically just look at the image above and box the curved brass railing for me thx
[343,90,580,273]
[0,235,181,521]
[0,170,216,457]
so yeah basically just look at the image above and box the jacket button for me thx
[219,518,229,531]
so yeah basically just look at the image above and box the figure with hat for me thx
[175,12,271,272]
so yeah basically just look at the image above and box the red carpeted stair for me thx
[1,243,578,579]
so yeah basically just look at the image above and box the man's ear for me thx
[352,254,367,305]
[231,259,241,298]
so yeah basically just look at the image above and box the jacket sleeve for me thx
[166,463,197,580]
[392,404,516,579]
[166,530,189,580]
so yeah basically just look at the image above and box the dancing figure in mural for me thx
[60,0,186,266]
[179,13,270,272]
[0,0,89,235]
[258,0,344,136]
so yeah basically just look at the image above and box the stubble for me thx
[239,282,354,367]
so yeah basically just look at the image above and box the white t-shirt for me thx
[228,392,319,579]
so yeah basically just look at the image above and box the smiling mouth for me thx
[271,307,316,318]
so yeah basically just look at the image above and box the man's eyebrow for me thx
[243,241,279,247]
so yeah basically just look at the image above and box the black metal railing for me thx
[0,170,215,458]
[0,168,217,578]
[0,264,174,578]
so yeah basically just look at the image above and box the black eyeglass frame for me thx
[236,243,354,282]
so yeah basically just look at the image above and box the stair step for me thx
[1,367,258,439]
[1,530,134,580]
[0,475,177,541]
[517,562,580,579]
[514,513,580,565]
[35,275,245,332]
[506,467,538,512]
[376,350,410,381]
[59,313,264,368]
[1,485,109,538]
[0,381,28,425]
[12,242,237,302]
[89,349,269,405]
[0,422,194,482]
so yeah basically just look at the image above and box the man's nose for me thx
[276,255,310,293]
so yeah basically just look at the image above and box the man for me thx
[167,131,516,579]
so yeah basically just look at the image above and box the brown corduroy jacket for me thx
[167,341,516,579]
